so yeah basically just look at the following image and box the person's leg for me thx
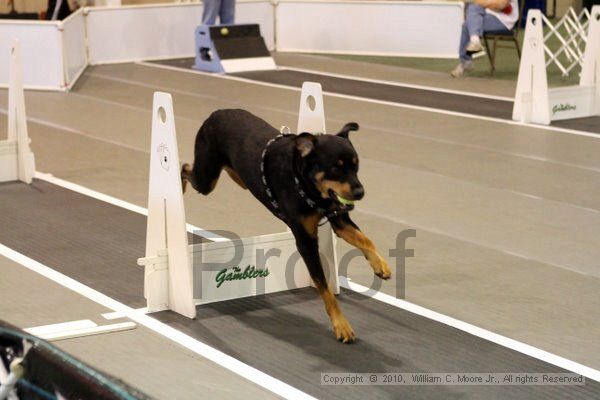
[482,12,510,33]
[219,0,235,24]
[458,21,471,63]
[465,3,487,37]
[453,9,510,77]
[461,3,491,59]
[453,5,483,77]
[202,0,220,25]
[452,26,474,77]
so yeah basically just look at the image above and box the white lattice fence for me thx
[542,7,590,77]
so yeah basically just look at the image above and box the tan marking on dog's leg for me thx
[181,163,192,194]
[316,283,355,343]
[333,225,391,279]
[300,214,321,238]
[209,178,219,192]
[224,166,247,190]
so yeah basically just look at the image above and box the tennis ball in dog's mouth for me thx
[336,194,354,206]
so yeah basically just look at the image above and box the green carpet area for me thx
[320,29,581,87]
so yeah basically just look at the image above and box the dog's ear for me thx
[336,122,359,139]
[295,132,316,157]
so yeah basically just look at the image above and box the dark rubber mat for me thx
[1,180,599,399]
[236,69,514,120]
[554,116,600,133]
[151,57,195,70]
[156,289,600,400]
[0,180,148,308]
[0,180,209,308]
[148,57,600,134]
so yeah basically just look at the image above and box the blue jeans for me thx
[459,4,509,62]
[202,0,235,25]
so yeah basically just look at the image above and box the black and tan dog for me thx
[181,109,391,343]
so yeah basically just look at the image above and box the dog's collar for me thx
[260,132,349,223]
[260,132,294,221]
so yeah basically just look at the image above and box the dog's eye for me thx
[329,166,343,176]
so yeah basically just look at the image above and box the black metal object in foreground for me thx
[0,320,153,400]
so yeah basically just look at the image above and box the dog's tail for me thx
[181,163,192,193]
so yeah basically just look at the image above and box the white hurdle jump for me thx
[0,40,35,184]
[137,83,339,319]
[513,7,600,125]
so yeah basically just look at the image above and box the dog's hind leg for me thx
[330,214,391,280]
[292,214,356,343]
[181,163,193,193]
[181,135,224,195]
[181,160,223,195]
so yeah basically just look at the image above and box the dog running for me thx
[181,109,391,343]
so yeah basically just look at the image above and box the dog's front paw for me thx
[333,316,356,344]
[371,254,392,280]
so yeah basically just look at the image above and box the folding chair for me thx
[482,0,526,75]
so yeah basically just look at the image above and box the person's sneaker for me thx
[466,40,483,55]
[471,49,486,59]
[451,61,473,78]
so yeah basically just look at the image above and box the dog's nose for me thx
[352,186,364,200]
